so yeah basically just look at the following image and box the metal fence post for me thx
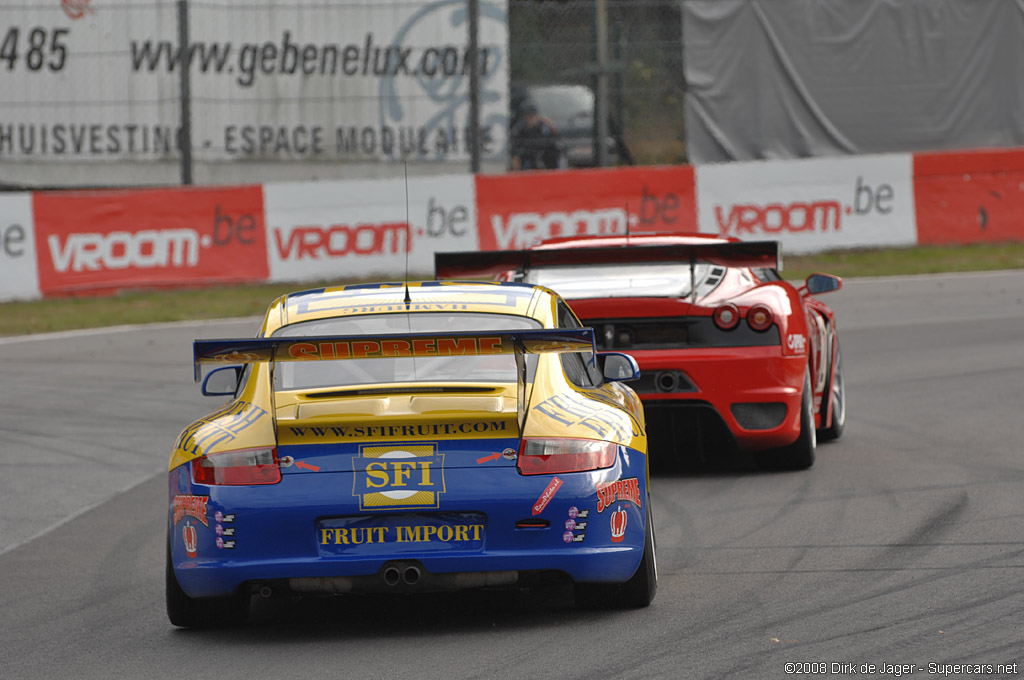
[468,0,482,173]
[177,0,193,185]
[595,0,609,167]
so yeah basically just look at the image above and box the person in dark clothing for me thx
[510,102,562,171]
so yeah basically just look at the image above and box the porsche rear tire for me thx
[166,538,249,628]
[818,341,846,441]
[575,502,657,609]
[758,369,816,470]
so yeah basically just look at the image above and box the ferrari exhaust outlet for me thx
[656,371,679,393]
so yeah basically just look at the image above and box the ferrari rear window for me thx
[524,262,725,299]
[271,312,541,390]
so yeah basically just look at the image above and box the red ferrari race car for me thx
[436,234,845,470]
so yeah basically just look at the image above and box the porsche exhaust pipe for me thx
[383,566,402,586]
[381,562,424,587]
[403,565,422,585]
[288,567,518,594]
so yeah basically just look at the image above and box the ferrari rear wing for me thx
[434,241,782,280]
[193,329,595,382]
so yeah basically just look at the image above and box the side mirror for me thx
[597,352,641,382]
[202,365,243,397]
[804,273,842,296]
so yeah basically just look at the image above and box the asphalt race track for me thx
[1,271,1022,680]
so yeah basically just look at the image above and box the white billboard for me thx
[0,0,509,182]
[265,174,478,283]
[0,193,40,301]
[696,154,917,255]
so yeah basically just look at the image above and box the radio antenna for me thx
[403,162,412,308]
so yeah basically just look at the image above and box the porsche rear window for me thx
[271,312,541,390]
[524,262,724,299]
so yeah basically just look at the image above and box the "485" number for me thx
[0,27,70,72]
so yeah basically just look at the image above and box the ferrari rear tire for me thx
[758,369,816,470]
[166,538,249,628]
[575,502,657,609]
[818,341,846,441]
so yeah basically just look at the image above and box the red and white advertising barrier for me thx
[475,166,697,250]
[265,175,477,283]
[32,186,268,297]
[1,146,1021,304]
[914,148,1024,245]
[695,154,917,254]
[0,193,40,300]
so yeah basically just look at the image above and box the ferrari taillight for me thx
[517,438,617,475]
[747,304,774,332]
[713,303,740,330]
[192,447,281,485]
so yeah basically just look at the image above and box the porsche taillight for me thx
[713,303,740,330]
[747,304,774,332]
[517,438,617,475]
[192,447,281,485]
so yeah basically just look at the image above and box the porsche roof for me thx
[262,281,548,335]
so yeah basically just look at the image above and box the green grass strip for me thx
[2,242,1022,337]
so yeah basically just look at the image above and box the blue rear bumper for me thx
[169,442,649,598]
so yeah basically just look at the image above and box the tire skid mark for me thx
[712,510,1021,653]
[706,574,1024,679]
[670,486,1019,677]
[718,584,1023,674]
[874,489,968,568]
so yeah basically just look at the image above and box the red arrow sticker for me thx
[476,452,502,464]
[532,477,563,516]
[294,460,320,472]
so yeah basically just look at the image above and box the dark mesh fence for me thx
[509,0,687,168]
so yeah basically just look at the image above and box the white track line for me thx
[0,473,164,558]
[0,316,260,346]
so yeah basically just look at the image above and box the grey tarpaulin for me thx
[683,0,1024,163]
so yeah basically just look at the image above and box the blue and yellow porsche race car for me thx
[167,281,656,626]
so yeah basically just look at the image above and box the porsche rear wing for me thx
[434,241,782,280]
[193,329,596,382]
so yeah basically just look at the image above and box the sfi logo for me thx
[352,444,445,511]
